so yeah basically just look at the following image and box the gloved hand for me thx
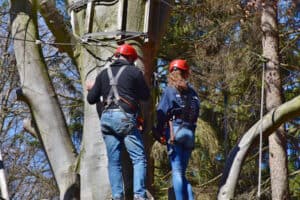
[152,126,167,145]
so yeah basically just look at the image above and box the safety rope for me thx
[257,62,266,198]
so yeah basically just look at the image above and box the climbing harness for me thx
[105,64,127,109]
[173,87,200,126]
[103,62,147,133]
[104,64,139,115]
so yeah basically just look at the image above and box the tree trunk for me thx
[10,1,78,199]
[217,95,300,199]
[261,1,290,199]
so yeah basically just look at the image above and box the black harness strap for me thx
[105,65,127,108]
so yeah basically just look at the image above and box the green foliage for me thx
[289,174,300,198]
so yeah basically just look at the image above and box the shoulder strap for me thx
[105,65,127,107]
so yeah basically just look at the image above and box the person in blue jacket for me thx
[156,59,200,200]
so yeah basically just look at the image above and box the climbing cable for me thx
[0,31,147,47]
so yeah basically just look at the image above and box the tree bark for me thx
[218,95,300,199]
[262,1,290,199]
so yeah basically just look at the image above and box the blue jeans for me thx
[167,124,195,200]
[100,109,147,199]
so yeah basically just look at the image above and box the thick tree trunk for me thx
[79,48,112,200]
[10,1,78,199]
[262,1,290,199]
[217,95,300,199]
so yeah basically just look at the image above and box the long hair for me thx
[167,70,188,92]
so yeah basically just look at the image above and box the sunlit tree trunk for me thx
[261,1,290,199]
[10,1,78,199]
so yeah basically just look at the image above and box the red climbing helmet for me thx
[115,44,138,61]
[169,59,189,72]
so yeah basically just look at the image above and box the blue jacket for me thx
[156,85,200,132]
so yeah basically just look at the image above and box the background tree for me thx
[261,1,289,199]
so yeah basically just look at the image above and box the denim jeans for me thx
[167,124,195,200]
[100,109,147,199]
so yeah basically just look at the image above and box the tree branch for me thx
[23,118,37,138]
[38,0,77,59]
[218,95,300,200]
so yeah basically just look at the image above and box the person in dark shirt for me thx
[155,59,200,200]
[86,44,150,200]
